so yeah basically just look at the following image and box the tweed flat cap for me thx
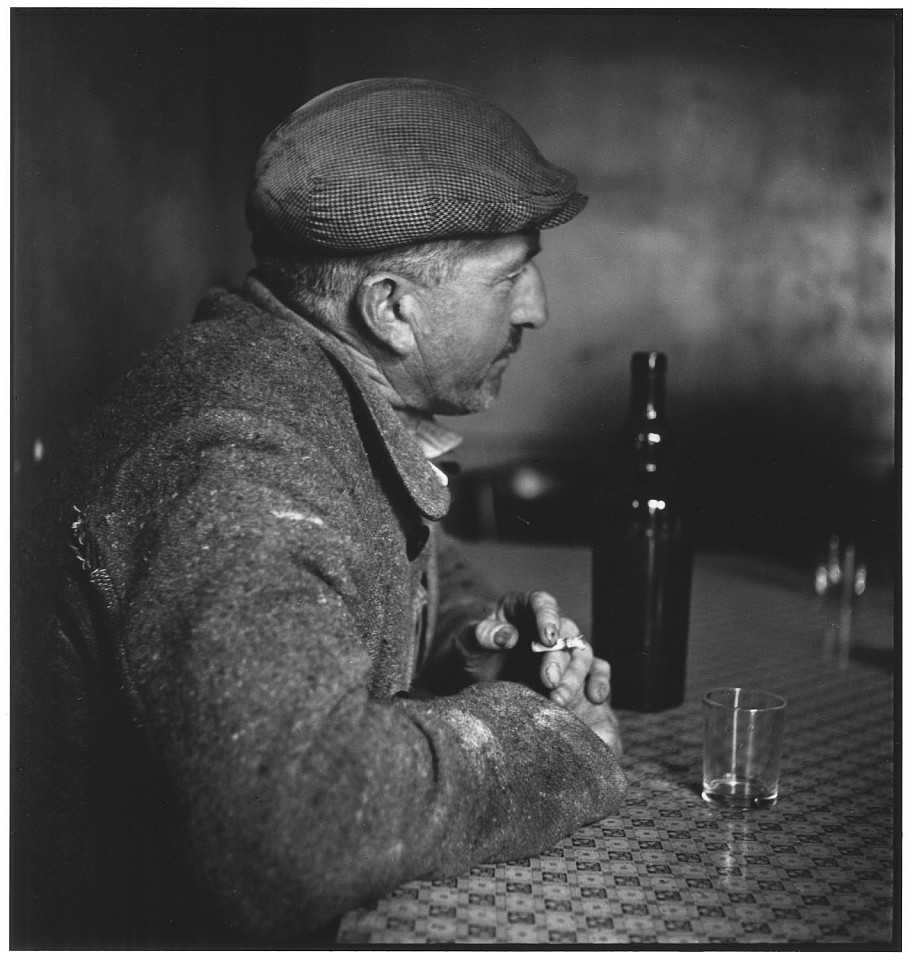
[246,77,587,255]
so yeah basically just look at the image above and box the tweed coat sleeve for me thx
[99,400,624,942]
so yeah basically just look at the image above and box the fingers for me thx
[486,592,614,710]
[540,650,569,691]
[585,658,613,705]
[562,698,624,756]
[500,590,561,648]
[541,617,591,706]
[592,707,624,756]
[538,617,583,685]
[545,655,613,707]
[473,617,518,652]
[529,591,561,647]
[451,619,512,686]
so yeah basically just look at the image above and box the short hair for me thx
[254,237,490,330]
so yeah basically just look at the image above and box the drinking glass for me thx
[702,687,787,809]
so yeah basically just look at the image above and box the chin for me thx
[466,383,502,413]
[436,371,506,415]
[435,388,498,416]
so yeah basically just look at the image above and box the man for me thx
[12,77,625,948]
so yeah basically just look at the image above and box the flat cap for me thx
[247,77,587,255]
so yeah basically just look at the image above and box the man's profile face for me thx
[407,231,548,415]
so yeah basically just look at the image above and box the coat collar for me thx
[243,277,452,521]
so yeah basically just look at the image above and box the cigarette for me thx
[531,634,586,653]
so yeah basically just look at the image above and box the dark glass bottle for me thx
[591,352,693,712]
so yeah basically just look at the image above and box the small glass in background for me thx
[815,534,867,667]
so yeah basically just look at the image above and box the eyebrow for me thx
[524,232,543,261]
[480,234,543,282]
[507,236,542,272]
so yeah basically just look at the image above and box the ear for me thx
[355,273,420,356]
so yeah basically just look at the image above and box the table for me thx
[337,545,896,946]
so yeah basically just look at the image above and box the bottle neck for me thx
[629,372,666,422]
[624,369,672,482]
[608,353,684,522]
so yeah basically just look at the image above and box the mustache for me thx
[498,327,523,360]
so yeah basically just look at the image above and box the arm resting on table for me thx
[112,435,626,942]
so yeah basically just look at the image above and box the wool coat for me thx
[12,279,626,948]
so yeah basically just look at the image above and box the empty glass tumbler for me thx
[702,687,787,809]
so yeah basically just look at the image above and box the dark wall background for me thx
[12,10,897,570]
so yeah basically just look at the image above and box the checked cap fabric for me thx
[246,77,587,255]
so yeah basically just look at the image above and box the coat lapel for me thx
[244,278,451,521]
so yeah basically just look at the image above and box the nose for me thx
[510,262,548,329]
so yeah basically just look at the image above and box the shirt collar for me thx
[395,411,463,486]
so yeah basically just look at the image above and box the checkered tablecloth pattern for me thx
[337,549,895,945]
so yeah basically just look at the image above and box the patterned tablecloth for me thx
[337,546,896,946]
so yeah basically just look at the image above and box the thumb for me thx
[474,616,519,651]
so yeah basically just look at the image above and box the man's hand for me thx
[563,695,624,756]
[457,591,623,754]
